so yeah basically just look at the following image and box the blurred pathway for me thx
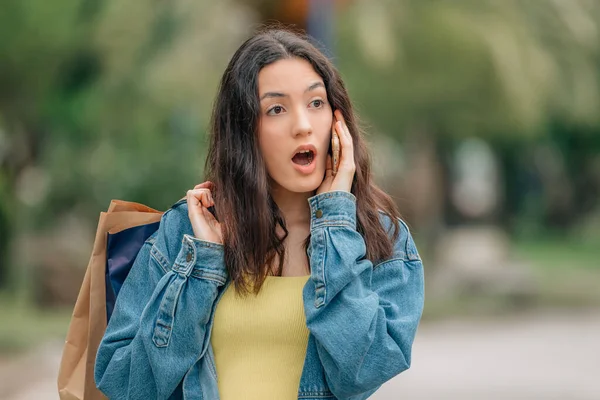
[373,310,600,400]
[0,341,63,400]
[1,310,598,399]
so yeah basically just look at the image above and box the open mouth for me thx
[292,149,314,166]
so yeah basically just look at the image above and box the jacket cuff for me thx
[308,191,357,231]
[172,234,227,283]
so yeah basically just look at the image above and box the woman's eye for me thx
[310,100,324,108]
[267,105,284,115]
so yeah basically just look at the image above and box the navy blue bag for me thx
[105,222,160,321]
[103,198,214,322]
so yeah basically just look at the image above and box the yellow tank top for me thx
[210,275,311,399]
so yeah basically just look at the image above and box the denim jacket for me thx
[94,191,425,400]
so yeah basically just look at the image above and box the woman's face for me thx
[257,58,333,194]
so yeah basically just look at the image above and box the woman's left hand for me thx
[317,110,356,195]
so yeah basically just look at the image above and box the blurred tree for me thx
[339,0,600,137]
[0,0,253,295]
[1,0,599,298]
[336,0,600,246]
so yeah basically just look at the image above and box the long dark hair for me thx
[205,27,401,296]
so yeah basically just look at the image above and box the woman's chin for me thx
[275,176,322,195]
[289,183,320,194]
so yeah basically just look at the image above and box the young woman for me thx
[95,28,424,400]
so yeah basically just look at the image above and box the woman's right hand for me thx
[186,181,223,244]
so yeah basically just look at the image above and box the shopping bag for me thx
[57,200,163,400]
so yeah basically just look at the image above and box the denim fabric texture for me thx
[94,191,425,400]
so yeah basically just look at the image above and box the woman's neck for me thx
[270,185,313,228]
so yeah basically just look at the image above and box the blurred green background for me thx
[0,0,599,398]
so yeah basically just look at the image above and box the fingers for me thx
[333,111,355,171]
[189,181,215,207]
[187,188,214,208]
[334,110,352,144]
[187,188,215,238]
[179,180,211,203]
[194,181,214,190]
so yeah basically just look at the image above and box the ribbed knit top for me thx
[210,275,311,399]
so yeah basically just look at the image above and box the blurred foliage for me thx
[0,0,599,300]
[337,0,600,138]
[0,0,253,287]
[336,0,600,240]
[0,0,251,221]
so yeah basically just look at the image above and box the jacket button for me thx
[186,253,193,262]
[315,209,323,218]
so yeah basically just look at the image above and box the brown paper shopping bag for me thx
[58,200,162,400]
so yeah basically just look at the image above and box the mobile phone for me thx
[332,130,340,174]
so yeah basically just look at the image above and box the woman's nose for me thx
[292,108,312,137]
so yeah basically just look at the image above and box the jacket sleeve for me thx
[304,191,425,400]
[94,206,228,399]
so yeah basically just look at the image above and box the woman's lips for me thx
[291,154,317,175]
[290,144,318,175]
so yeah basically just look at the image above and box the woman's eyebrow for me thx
[305,82,325,92]
[260,82,325,101]
[260,91,286,101]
